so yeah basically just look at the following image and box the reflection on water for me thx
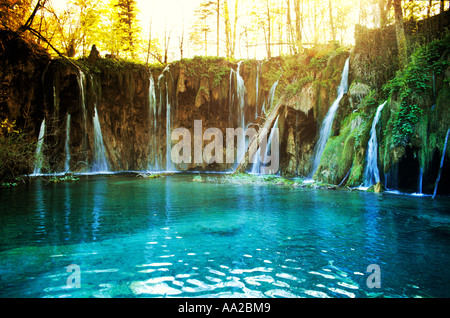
[0,174,449,298]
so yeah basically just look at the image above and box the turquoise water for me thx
[1,174,450,298]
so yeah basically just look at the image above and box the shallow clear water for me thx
[1,174,450,298]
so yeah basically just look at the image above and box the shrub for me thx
[0,119,37,186]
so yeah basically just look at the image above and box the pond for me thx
[1,173,449,298]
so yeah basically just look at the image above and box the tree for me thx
[190,1,215,56]
[163,25,171,63]
[115,0,141,59]
[391,0,408,68]
[265,0,272,58]
[293,0,302,51]
[223,0,232,57]
[286,0,296,54]
[73,0,103,57]
[329,0,336,42]
[216,0,220,56]
[0,119,37,184]
[47,0,103,57]
[378,0,388,27]
[146,18,152,64]
[0,0,35,30]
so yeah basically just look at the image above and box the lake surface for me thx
[1,173,450,298]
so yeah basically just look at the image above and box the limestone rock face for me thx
[1,30,351,176]
[0,30,50,138]
[279,52,350,177]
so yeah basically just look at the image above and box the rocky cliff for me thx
[1,10,449,195]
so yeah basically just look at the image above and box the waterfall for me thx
[432,128,450,199]
[251,115,280,174]
[77,70,88,154]
[33,119,46,175]
[255,61,261,119]
[231,61,248,170]
[157,65,174,172]
[363,101,387,187]
[309,57,350,179]
[414,167,424,195]
[419,167,423,193]
[236,61,246,125]
[261,101,266,116]
[92,107,109,172]
[237,61,247,166]
[64,113,71,172]
[147,72,160,171]
[165,80,172,172]
[267,78,279,114]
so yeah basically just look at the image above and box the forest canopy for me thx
[1,0,449,63]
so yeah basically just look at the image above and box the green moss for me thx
[138,172,174,179]
[78,57,149,74]
[347,162,364,187]
[202,172,296,187]
[381,34,449,148]
[314,100,374,186]
[179,56,231,88]
[48,175,80,183]
[284,76,314,100]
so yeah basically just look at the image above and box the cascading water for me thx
[77,70,88,155]
[309,57,350,179]
[147,72,160,171]
[413,167,424,196]
[64,113,71,172]
[267,78,279,114]
[419,167,423,194]
[165,80,172,172]
[251,115,280,174]
[32,119,46,175]
[432,128,450,199]
[363,101,387,187]
[255,61,261,119]
[92,107,109,172]
[229,61,248,170]
[157,65,174,172]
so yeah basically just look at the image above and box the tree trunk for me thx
[224,0,231,58]
[329,0,335,42]
[204,26,208,56]
[266,0,271,58]
[232,0,239,58]
[393,0,407,69]
[19,0,45,33]
[293,0,302,52]
[217,0,220,56]
[146,19,152,65]
[379,0,387,27]
[286,0,297,54]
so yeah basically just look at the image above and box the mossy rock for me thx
[367,182,385,193]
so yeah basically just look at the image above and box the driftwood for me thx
[234,95,286,173]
